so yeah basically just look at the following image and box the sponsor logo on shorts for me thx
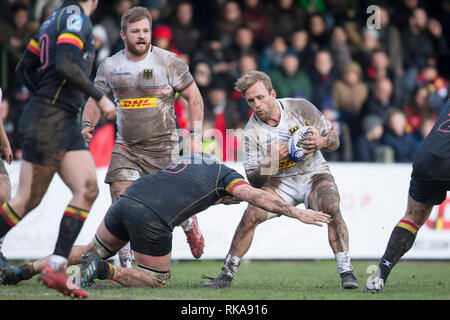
[278,158,296,169]
[119,98,157,109]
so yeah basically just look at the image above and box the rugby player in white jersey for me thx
[203,71,358,289]
[81,7,205,266]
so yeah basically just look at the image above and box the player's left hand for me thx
[301,129,326,154]
[1,143,13,164]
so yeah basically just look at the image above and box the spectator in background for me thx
[169,1,200,56]
[32,0,63,22]
[307,13,329,54]
[141,0,163,28]
[329,25,352,75]
[382,109,417,163]
[362,78,397,126]
[99,0,133,54]
[403,85,436,134]
[192,30,234,85]
[241,0,270,52]
[288,29,314,71]
[92,24,111,71]
[395,0,420,30]
[414,65,449,114]
[152,25,181,57]
[298,0,327,15]
[192,61,213,97]
[215,0,243,51]
[379,6,404,78]
[0,2,33,76]
[402,7,448,93]
[354,28,381,76]
[259,35,288,73]
[268,0,306,41]
[333,61,369,139]
[310,50,337,110]
[225,25,257,63]
[269,50,312,100]
[354,114,390,162]
[230,53,259,122]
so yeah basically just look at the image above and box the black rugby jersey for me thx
[412,99,450,180]
[121,153,248,230]
[25,1,95,113]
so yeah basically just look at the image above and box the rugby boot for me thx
[364,268,384,293]
[341,271,358,289]
[202,272,233,288]
[80,252,103,288]
[185,215,205,258]
[39,264,88,298]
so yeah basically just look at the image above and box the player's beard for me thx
[126,38,150,57]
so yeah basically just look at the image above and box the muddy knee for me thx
[83,179,99,205]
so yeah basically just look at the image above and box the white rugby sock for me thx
[49,254,68,271]
[222,253,241,278]
[335,251,353,274]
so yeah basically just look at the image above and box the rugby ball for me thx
[288,126,316,162]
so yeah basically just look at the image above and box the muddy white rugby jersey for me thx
[243,98,332,178]
[94,46,194,155]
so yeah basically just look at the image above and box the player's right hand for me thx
[269,141,289,160]
[297,209,331,227]
[82,126,95,143]
[97,95,117,121]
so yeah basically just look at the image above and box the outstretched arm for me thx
[230,184,331,226]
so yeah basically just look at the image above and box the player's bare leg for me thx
[308,175,357,289]
[203,187,276,288]
[110,180,135,268]
[365,195,432,293]
[38,150,98,298]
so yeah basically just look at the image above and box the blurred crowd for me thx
[0,0,449,163]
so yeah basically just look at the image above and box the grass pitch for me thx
[0,260,449,300]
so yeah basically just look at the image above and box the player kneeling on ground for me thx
[0,153,330,288]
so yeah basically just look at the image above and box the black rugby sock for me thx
[53,205,89,258]
[378,219,418,283]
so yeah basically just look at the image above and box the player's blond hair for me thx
[121,6,152,32]
[234,70,273,95]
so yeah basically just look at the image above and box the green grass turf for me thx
[0,260,449,300]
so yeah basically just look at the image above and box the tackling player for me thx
[365,99,450,293]
[0,153,331,288]
[202,71,358,289]
[0,0,116,298]
[80,7,205,266]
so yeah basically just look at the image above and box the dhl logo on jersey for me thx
[278,158,296,169]
[119,98,157,109]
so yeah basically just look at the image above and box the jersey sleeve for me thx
[56,8,89,51]
[167,53,194,92]
[219,164,249,194]
[297,99,333,136]
[26,35,40,57]
[94,59,113,97]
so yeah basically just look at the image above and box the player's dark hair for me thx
[121,6,153,32]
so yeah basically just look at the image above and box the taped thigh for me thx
[91,234,116,259]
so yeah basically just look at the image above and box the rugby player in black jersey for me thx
[0,0,116,298]
[365,99,450,293]
[0,153,331,289]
